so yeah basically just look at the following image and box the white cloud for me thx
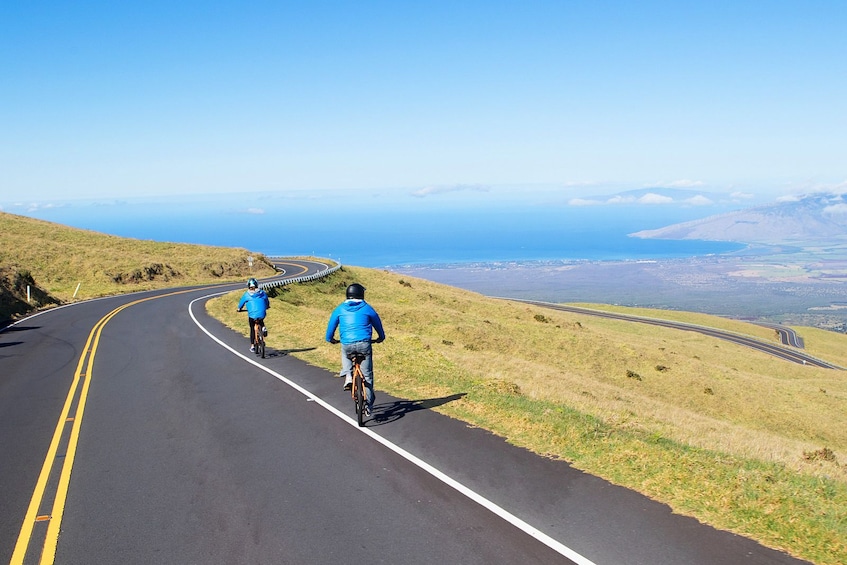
[730,191,754,200]
[823,203,847,216]
[605,195,636,204]
[22,201,64,213]
[684,195,714,206]
[245,207,265,215]
[776,195,801,202]
[638,193,674,204]
[411,184,489,198]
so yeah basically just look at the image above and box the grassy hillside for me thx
[3,212,844,562]
[0,211,276,320]
[209,267,847,565]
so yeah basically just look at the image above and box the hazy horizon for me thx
[3,187,748,268]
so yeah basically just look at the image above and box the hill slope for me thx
[0,211,276,321]
[210,266,847,565]
[3,211,846,562]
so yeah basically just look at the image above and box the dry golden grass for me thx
[11,213,843,561]
[208,265,847,564]
[1,211,276,305]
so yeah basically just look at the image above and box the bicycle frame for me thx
[253,319,265,358]
[348,351,368,426]
[237,308,266,358]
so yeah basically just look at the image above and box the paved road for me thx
[756,322,805,348]
[510,299,841,369]
[1,261,812,564]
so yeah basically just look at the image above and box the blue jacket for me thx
[238,288,270,319]
[325,299,385,344]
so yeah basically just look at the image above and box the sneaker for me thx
[343,375,352,391]
[365,407,372,417]
[262,327,268,337]
[250,345,255,353]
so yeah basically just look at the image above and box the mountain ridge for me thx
[630,192,847,244]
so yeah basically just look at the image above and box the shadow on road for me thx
[371,393,467,425]
[1,325,40,333]
[276,347,316,355]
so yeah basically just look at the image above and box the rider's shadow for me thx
[267,347,316,358]
[371,393,467,425]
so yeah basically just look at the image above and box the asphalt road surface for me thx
[1,261,813,564]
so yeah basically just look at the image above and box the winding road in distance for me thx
[510,298,842,370]
[1,259,812,564]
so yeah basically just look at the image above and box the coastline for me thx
[390,249,847,331]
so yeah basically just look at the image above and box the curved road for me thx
[509,299,841,370]
[1,260,812,564]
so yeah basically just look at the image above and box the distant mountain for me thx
[630,192,847,244]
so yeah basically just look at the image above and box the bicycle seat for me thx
[346,351,368,363]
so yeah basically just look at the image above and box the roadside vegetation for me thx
[0,211,276,321]
[209,266,847,565]
[4,212,844,563]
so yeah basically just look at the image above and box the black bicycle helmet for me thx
[247,277,259,289]
[346,283,365,299]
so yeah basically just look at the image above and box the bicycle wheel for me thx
[354,372,364,427]
[258,337,265,358]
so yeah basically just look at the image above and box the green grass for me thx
[209,266,847,565]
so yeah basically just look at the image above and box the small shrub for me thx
[803,447,837,463]
[704,387,714,395]
[398,279,412,288]
[484,380,521,395]
[442,339,453,346]
[626,370,642,381]
[655,365,670,372]
[534,313,549,323]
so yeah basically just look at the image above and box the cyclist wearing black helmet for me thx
[237,278,270,352]
[325,283,386,416]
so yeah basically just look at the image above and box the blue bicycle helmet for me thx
[247,278,259,289]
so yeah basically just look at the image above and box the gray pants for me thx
[341,340,375,410]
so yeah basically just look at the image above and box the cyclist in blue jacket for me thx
[325,283,385,416]
[237,278,270,352]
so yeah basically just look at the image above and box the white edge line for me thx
[188,292,596,565]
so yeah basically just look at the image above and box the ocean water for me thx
[21,196,745,267]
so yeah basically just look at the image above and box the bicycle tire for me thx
[354,372,364,427]
[258,337,265,358]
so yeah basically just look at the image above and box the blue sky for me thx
[2,1,846,208]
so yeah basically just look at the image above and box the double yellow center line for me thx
[11,289,199,564]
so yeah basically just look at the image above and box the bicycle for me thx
[238,310,266,359]
[331,339,376,426]
[348,350,369,426]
